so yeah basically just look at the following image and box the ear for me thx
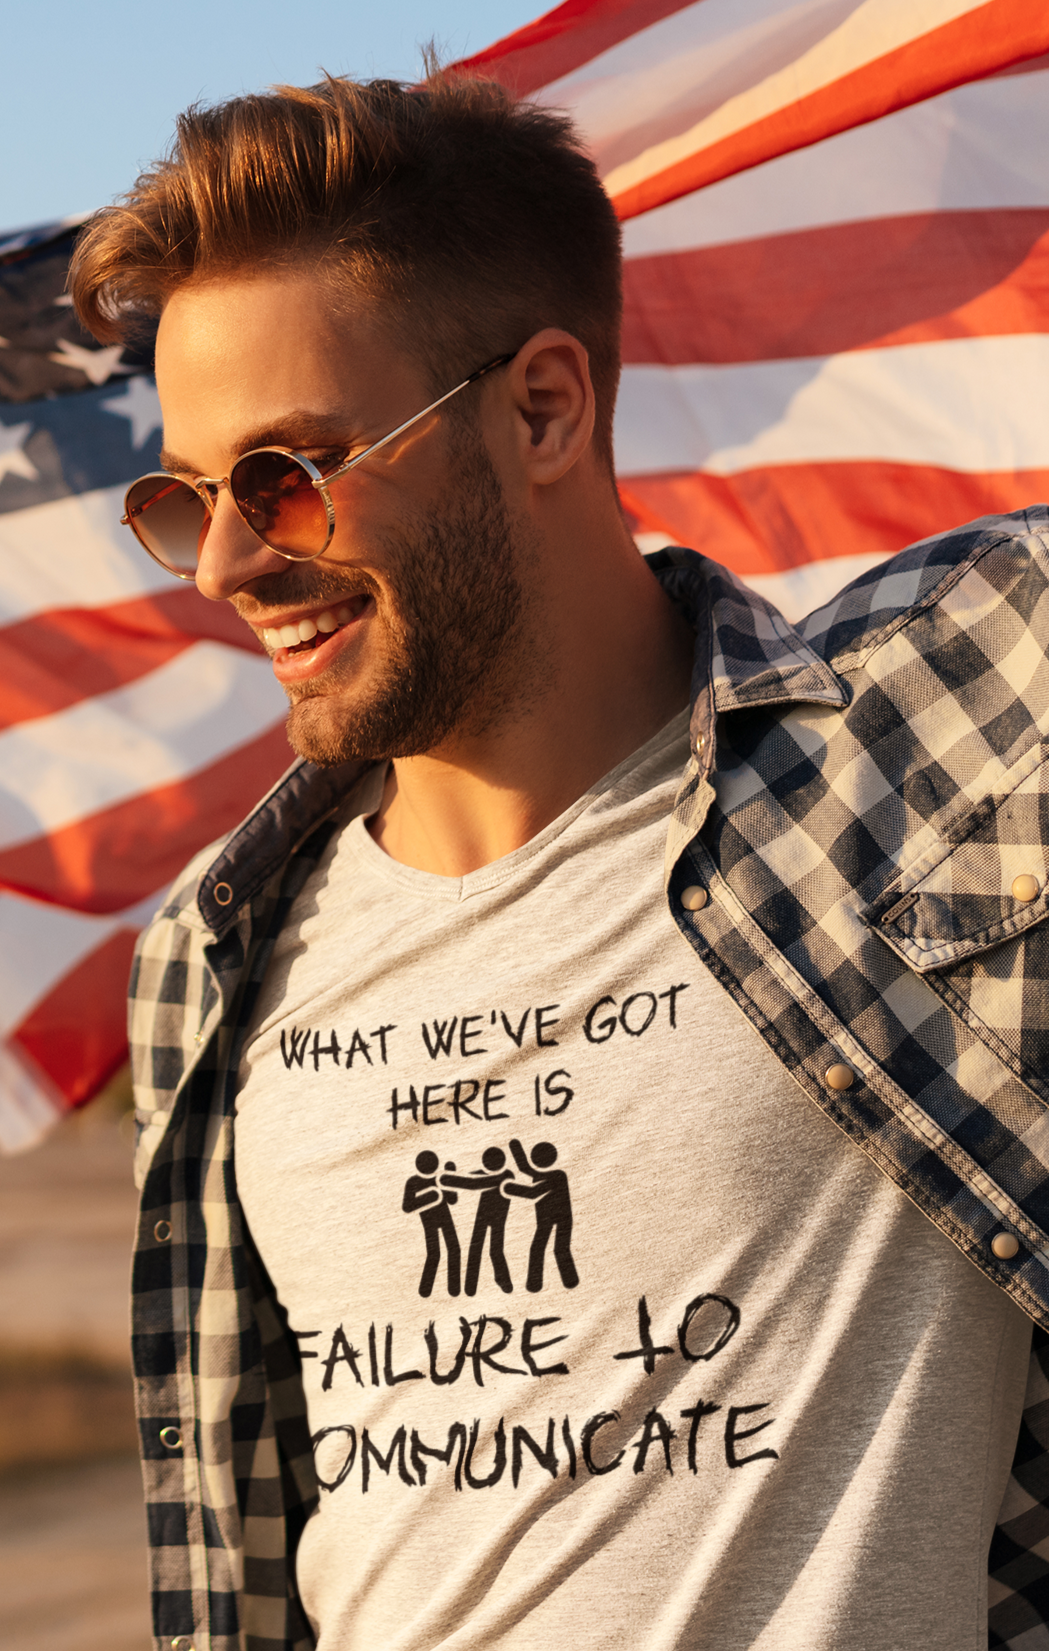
[503,329,596,485]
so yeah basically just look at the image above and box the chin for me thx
[285,697,373,768]
[284,686,445,768]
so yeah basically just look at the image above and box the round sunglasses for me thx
[121,353,514,579]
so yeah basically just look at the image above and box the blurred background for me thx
[3,1,1049,1645]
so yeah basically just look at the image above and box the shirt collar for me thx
[649,546,845,717]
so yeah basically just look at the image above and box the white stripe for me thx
[614,335,1049,474]
[602,0,992,202]
[0,483,174,625]
[537,0,864,179]
[0,888,166,1038]
[0,643,287,851]
[621,72,1049,257]
[742,551,893,620]
[0,1041,62,1155]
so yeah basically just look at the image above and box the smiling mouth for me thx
[261,594,372,654]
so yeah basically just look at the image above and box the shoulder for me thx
[796,505,1049,666]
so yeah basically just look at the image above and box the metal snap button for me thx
[154,1220,172,1243]
[825,1063,855,1091]
[213,881,234,906]
[991,1233,1020,1260]
[1012,874,1040,903]
[681,885,708,912]
[159,1426,182,1450]
[171,1639,195,1651]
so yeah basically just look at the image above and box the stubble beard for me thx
[276,438,543,767]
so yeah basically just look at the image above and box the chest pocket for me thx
[863,743,1049,1103]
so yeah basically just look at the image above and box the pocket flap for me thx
[864,747,1049,971]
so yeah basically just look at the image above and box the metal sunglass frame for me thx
[121,352,515,579]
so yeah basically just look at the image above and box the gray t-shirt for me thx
[236,711,1031,1651]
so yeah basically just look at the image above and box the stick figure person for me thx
[441,1146,515,1295]
[403,1150,461,1298]
[506,1139,578,1292]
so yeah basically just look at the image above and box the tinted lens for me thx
[230,450,330,557]
[124,476,207,577]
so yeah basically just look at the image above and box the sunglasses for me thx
[121,353,514,580]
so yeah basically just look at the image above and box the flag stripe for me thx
[0,643,285,851]
[452,0,698,98]
[0,1040,63,1153]
[607,0,1049,219]
[0,887,164,1038]
[0,484,174,624]
[615,336,1049,476]
[620,71,1049,257]
[10,926,139,1109]
[531,0,866,182]
[619,460,1049,575]
[622,210,1049,364]
[0,589,262,732]
[0,721,292,914]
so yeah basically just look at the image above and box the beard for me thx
[252,435,541,767]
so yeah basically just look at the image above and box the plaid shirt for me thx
[129,507,1049,1651]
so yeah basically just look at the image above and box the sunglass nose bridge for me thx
[193,475,226,513]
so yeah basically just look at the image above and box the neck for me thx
[368,486,695,877]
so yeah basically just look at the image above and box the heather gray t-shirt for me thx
[236,711,1031,1651]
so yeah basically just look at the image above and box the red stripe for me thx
[0,588,262,732]
[11,927,137,1110]
[984,50,1049,77]
[451,0,698,98]
[611,1,1049,221]
[0,720,292,914]
[622,210,1049,365]
[619,462,1049,576]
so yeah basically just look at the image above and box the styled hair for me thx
[70,71,623,467]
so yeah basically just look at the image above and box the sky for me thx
[2,0,543,235]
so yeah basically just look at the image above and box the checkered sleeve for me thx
[128,812,342,1651]
[669,508,1049,1650]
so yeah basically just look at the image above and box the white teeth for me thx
[263,605,360,654]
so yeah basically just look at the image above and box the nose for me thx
[193,488,294,602]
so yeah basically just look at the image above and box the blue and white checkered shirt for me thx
[129,508,1049,1651]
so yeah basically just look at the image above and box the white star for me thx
[47,338,132,387]
[0,422,38,483]
[102,375,162,449]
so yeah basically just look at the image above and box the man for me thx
[71,70,1049,1651]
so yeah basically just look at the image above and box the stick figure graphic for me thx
[403,1150,461,1298]
[506,1139,579,1292]
[441,1146,515,1296]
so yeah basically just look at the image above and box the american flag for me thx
[2,0,1047,1150]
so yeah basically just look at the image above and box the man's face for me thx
[154,271,535,766]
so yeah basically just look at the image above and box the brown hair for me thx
[70,71,623,467]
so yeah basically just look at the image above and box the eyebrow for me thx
[159,411,352,476]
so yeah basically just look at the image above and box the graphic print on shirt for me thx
[404,1140,578,1298]
[254,974,792,1502]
